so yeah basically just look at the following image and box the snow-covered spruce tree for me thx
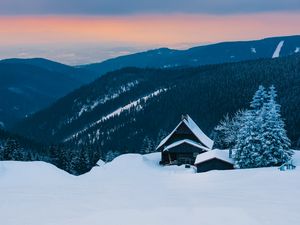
[234,85,293,168]
[232,110,264,168]
[233,85,267,168]
[259,86,293,166]
[215,85,268,152]
[250,85,268,111]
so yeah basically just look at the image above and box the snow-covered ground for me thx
[272,40,284,58]
[1,151,300,225]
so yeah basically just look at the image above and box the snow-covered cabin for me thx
[157,115,214,165]
[194,149,234,173]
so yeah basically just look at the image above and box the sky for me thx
[0,0,300,65]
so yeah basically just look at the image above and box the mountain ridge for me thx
[81,35,300,76]
[0,58,98,127]
[12,54,300,156]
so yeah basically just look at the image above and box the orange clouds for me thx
[0,12,300,49]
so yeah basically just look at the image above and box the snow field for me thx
[272,41,284,58]
[1,151,300,225]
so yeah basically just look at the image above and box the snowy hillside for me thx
[13,54,300,155]
[1,151,300,225]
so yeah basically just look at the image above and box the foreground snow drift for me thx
[1,152,300,225]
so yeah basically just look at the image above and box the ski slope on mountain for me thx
[272,41,284,58]
[1,151,300,225]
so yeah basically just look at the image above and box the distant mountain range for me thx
[81,35,300,76]
[0,35,300,151]
[12,54,300,156]
[1,34,300,132]
[0,58,98,127]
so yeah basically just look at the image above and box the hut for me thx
[157,115,214,165]
[194,149,234,173]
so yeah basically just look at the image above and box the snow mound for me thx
[291,150,300,166]
[0,162,5,175]
[88,153,195,177]
[1,151,300,225]
[0,161,73,185]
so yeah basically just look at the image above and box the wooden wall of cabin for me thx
[196,158,234,173]
[161,151,197,165]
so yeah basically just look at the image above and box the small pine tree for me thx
[11,147,23,161]
[105,150,120,162]
[0,145,4,160]
[141,136,155,154]
[3,139,20,160]
[60,148,72,172]
[68,149,79,175]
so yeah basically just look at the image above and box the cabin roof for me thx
[163,139,211,152]
[96,159,105,167]
[195,149,234,165]
[156,115,214,150]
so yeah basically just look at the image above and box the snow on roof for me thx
[185,115,214,149]
[163,139,211,152]
[194,150,234,165]
[156,115,214,150]
[96,159,105,167]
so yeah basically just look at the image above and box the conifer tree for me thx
[105,150,120,162]
[233,85,267,168]
[0,145,4,160]
[69,150,80,175]
[3,139,20,160]
[259,86,293,166]
[250,85,268,111]
[233,110,264,168]
[234,85,293,168]
[141,136,155,154]
[156,129,167,149]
